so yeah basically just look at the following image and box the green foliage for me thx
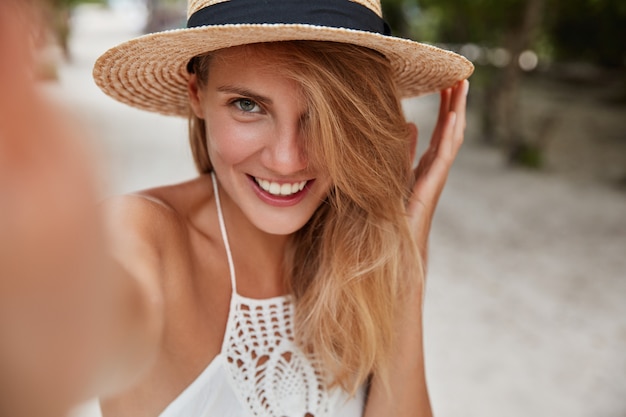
[508,142,543,169]
[381,0,411,37]
[543,0,626,67]
[383,0,626,68]
[381,0,625,168]
[381,0,529,45]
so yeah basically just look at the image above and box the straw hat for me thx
[93,0,474,117]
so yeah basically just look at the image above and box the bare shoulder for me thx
[102,193,182,259]
[101,175,214,277]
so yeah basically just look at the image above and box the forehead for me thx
[209,43,295,74]
[205,44,306,99]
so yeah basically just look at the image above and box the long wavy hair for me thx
[188,41,423,394]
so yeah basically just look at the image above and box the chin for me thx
[247,209,313,236]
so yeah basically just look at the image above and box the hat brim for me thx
[93,24,474,117]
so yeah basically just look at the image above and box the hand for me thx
[407,80,469,269]
[0,3,105,416]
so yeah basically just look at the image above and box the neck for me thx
[215,179,292,297]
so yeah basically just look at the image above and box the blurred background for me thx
[34,0,626,416]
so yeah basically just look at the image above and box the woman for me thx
[92,1,472,416]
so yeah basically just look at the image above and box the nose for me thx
[261,120,308,175]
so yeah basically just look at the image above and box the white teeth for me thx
[280,183,291,195]
[254,177,307,196]
[269,182,281,195]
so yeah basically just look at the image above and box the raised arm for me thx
[364,80,469,417]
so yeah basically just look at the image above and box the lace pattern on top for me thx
[212,172,329,417]
[224,295,328,417]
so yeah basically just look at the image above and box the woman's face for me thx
[188,46,331,236]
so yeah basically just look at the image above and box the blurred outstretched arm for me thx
[0,2,164,416]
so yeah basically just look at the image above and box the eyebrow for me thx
[216,85,273,105]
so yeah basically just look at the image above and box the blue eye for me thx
[234,98,261,113]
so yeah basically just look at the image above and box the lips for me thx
[252,177,308,197]
[247,175,313,207]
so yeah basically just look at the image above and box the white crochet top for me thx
[157,173,365,417]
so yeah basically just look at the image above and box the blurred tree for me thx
[383,0,626,166]
[544,0,626,68]
[544,0,626,103]
[381,0,411,38]
[408,0,546,164]
[49,0,72,59]
[144,0,186,33]
[413,0,529,44]
[47,0,105,59]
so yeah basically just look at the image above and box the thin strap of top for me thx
[211,172,237,294]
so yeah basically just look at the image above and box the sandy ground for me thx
[50,5,626,417]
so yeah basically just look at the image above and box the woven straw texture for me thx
[93,0,474,117]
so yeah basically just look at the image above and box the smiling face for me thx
[188,45,331,236]
[186,41,419,395]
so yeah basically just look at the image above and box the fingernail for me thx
[464,81,470,96]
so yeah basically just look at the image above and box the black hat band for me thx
[187,0,391,36]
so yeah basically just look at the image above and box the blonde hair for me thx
[188,41,423,393]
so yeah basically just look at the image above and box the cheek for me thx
[205,118,264,166]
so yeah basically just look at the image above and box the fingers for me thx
[431,80,468,154]
[409,79,469,211]
[432,87,452,142]
[451,80,469,150]
[438,80,469,160]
